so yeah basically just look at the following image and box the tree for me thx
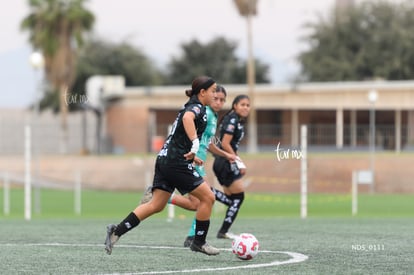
[71,37,163,108]
[70,38,164,154]
[298,0,414,82]
[233,0,259,153]
[165,36,270,84]
[21,0,94,153]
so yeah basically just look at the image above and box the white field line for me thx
[0,243,308,274]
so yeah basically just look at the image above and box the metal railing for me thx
[0,119,412,154]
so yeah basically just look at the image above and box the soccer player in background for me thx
[212,94,250,239]
[104,76,220,256]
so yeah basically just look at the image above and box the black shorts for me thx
[213,157,243,187]
[153,160,204,195]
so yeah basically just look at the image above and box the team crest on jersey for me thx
[191,106,201,115]
[230,118,236,124]
[226,124,235,132]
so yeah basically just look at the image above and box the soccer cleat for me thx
[217,231,237,240]
[140,186,153,204]
[104,224,119,255]
[190,242,220,256]
[183,236,195,247]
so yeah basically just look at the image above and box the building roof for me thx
[109,80,414,110]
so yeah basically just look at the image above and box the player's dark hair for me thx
[231,94,249,109]
[216,85,227,97]
[218,94,249,126]
[185,76,215,97]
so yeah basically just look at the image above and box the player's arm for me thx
[222,133,246,175]
[208,142,236,162]
[221,133,236,156]
[182,111,202,164]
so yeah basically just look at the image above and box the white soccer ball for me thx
[232,233,259,260]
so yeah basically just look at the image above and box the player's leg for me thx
[105,188,171,254]
[212,157,235,206]
[183,218,196,247]
[169,193,200,247]
[217,179,245,239]
[211,187,233,206]
[140,185,153,204]
[178,165,203,247]
[188,181,219,255]
[170,193,200,211]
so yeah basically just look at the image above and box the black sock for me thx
[114,212,140,237]
[194,219,210,245]
[218,192,244,234]
[211,187,233,206]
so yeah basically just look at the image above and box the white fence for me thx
[0,110,101,154]
[2,171,83,220]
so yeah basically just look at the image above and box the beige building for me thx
[104,80,414,153]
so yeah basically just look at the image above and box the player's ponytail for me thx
[185,76,215,97]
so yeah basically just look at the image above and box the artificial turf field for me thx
[0,189,413,274]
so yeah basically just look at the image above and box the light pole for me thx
[30,51,45,115]
[234,0,258,153]
[368,89,378,193]
[29,51,45,214]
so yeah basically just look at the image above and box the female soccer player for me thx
[212,94,250,239]
[104,76,220,256]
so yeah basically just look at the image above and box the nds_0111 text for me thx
[351,244,385,252]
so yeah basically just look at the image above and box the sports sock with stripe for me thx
[114,212,140,237]
[194,219,210,245]
[218,192,244,234]
[211,187,232,206]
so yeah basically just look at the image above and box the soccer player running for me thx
[212,94,250,239]
[167,85,236,247]
[104,76,220,256]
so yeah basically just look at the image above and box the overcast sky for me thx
[0,0,398,108]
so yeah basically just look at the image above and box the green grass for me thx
[1,188,413,219]
[0,217,412,274]
[0,189,413,274]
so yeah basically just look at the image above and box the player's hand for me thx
[183,151,196,161]
[183,152,204,166]
[192,156,203,166]
[225,152,237,162]
[235,157,247,175]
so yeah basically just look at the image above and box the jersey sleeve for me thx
[185,103,203,119]
[199,108,216,147]
[222,114,238,135]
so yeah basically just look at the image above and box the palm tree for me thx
[233,0,259,153]
[21,0,94,153]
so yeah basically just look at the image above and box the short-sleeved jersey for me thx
[218,111,245,153]
[157,97,207,165]
[196,106,217,162]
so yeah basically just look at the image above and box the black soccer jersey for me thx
[218,111,245,153]
[157,97,207,165]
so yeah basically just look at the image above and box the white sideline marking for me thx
[1,243,308,274]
